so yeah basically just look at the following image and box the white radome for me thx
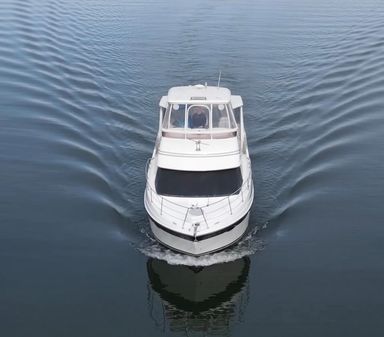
[144,84,254,256]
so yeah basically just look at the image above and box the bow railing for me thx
[145,158,253,230]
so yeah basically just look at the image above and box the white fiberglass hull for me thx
[149,212,250,256]
[145,84,254,256]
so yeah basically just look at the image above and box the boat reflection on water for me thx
[146,257,250,335]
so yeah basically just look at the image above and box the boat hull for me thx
[149,212,250,256]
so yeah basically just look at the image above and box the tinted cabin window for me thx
[169,104,186,128]
[212,104,229,128]
[188,105,209,129]
[155,168,243,197]
[233,107,241,124]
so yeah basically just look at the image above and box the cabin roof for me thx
[167,85,231,103]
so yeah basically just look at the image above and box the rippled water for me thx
[1,0,384,336]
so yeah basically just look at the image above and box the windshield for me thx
[155,168,243,197]
[162,103,236,130]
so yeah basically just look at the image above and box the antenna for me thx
[217,70,222,88]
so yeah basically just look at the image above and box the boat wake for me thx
[138,226,263,266]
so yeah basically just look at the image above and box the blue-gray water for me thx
[1,0,384,336]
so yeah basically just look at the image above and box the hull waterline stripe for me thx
[149,212,249,242]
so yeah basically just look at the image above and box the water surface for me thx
[1,0,384,336]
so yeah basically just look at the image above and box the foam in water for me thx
[138,227,264,266]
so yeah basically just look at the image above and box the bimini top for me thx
[168,85,231,104]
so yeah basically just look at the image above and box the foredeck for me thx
[157,137,241,171]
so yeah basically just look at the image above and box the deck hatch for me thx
[155,167,242,197]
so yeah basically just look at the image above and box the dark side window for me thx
[155,168,243,197]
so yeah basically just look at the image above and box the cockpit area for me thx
[161,103,238,139]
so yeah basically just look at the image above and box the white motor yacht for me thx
[144,84,254,256]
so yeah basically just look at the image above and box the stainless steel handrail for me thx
[145,157,252,210]
[145,157,253,230]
